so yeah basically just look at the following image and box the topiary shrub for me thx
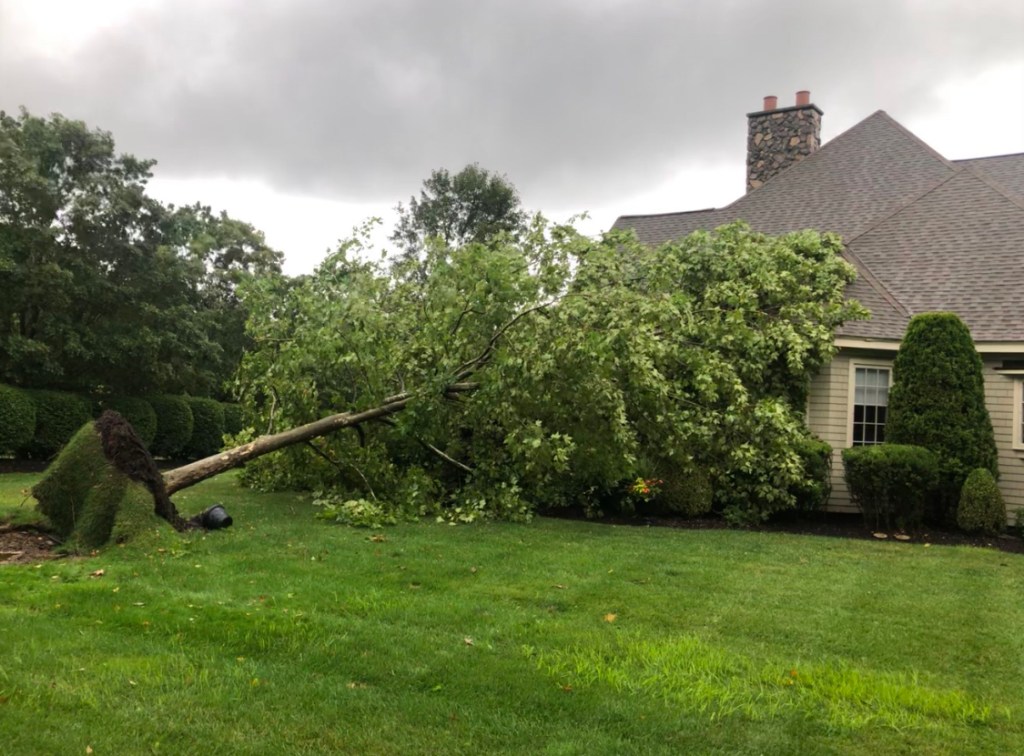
[842,444,939,530]
[222,403,245,436]
[97,396,158,447]
[956,468,1005,535]
[184,397,226,459]
[885,313,998,521]
[149,395,194,458]
[0,383,36,453]
[22,389,91,458]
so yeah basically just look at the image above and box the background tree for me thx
[389,163,527,267]
[0,108,282,398]
[885,312,998,520]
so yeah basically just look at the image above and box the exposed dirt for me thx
[0,523,64,564]
[541,509,1024,555]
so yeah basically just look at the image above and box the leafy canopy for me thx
[235,219,864,523]
[0,108,282,397]
[390,164,527,265]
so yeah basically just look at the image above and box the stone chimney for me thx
[746,90,823,191]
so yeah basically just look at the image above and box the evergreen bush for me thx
[22,389,91,458]
[185,397,226,459]
[885,313,997,521]
[654,467,713,517]
[842,444,939,530]
[0,383,36,453]
[956,468,1005,535]
[149,395,194,458]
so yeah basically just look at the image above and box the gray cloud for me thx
[1,0,1022,207]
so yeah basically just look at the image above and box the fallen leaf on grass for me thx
[463,636,474,646]
[347,681,367,689]
[603,613,618,623]
[872,533,888,539]
[561,684,573,693]
[894,534,911,541]
[368,534,387,543]
[89,569,105,578]
[552,584,567,590]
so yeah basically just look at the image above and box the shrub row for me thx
[0,384,244,460]
[843,444,1008,534]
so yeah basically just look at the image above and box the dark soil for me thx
[541,508,1024,555]
[0,523,63,564]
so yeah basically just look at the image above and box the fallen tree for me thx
[29,220,867,547]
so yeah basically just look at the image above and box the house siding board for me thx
[984,359,1024,521]
[807,353,858,512]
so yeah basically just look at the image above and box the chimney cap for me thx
[795,90,811,106]
[763,95,778,111]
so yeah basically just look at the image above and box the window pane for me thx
[852,366,891,446]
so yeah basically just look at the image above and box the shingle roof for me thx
[954,154,1024,201]
[845,168,1024,341]
[612,110,1024,342]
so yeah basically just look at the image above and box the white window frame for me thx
[1014,379,1024,451]
[846,360,893,447]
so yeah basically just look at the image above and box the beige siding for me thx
[984,359,1024,522]
[807,350,1024,522]
[807,352,857,512]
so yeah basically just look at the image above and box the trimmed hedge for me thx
[98,396,158,447]
[0,383,36,453]
[22,389,91,459]
[185,397,226,459]
[222,403,245,436]
[149,395,194,458]
[842,444,939,530]
[957,468,1005,535]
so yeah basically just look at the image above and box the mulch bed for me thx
[0,523,64,564]
[541,508,1024,555]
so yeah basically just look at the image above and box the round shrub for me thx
[956,468,1005,535]
[149,395,194,458]
[97,396,157,447]
[0,383,36,453]
[656,468,713,517]
[842,444,939,530]
[886,313,998,520]
[222,403,245,436]
[185,397,226,459]
[23,389,91,458]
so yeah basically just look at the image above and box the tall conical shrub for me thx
[885,313,997,519]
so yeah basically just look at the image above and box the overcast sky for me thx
[2,0,1022,273]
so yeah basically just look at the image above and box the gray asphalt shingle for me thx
[612,110,1024,342]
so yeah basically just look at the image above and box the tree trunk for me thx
[163,395,411,495]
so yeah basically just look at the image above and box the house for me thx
[611,91,1024,518]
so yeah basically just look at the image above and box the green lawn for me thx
[1,472,1021,754]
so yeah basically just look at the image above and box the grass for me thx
[1,472,1022,754]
